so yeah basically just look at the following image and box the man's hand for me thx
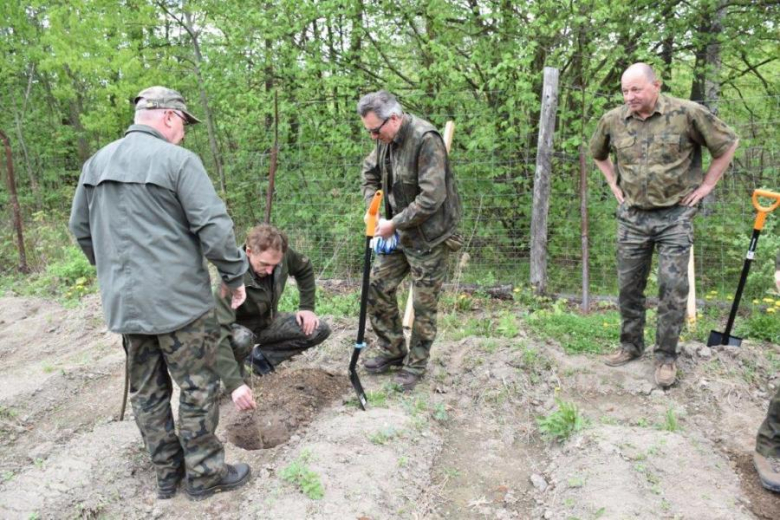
[296,310,320,336]
[680,183,715,207]
[375,218,396,239]
[221,283,247,309]
[231,384,256,411]
[609,183,625,204]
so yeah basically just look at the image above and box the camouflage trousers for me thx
[757,385,780,457]
[124,310,226,493]
[617,204,697,362]
[368,242,449,375]
[230,312,331,367]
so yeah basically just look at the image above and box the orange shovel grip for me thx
[365,190,383,237]
[752,189,780,231]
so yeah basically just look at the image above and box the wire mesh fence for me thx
[215,83,779,301]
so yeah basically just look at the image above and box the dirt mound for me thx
[224,368,350,450]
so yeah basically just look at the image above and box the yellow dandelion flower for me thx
[767,308,776,314]
[774,300,780,307]
[762,298,774,304]
[753,299,761,304]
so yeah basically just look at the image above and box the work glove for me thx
[372,231,399,255]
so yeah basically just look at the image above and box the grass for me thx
[537,398,586,442]
[279,450,324,500]
[368,426,400,445]
[658,407,682,432]
[525,309,624,355]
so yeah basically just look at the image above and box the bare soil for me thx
[0,294,779,519]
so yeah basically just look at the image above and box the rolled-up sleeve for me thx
[590,115,612,161]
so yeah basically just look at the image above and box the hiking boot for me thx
[185,463,251,501]
[251,347,275,376]
[604,349,640,367]
[654,361,677,388]
[363,355,405,374]
[753,452,780,492]
[393,370,421,392]
[157,466,185,500]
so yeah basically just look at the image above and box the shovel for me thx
[349,190,383,410]
[708,189,780,347]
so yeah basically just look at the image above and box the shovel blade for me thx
[707,330,742,347]
[349,367,367,410]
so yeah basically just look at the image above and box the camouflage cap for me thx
[133,86,201,125]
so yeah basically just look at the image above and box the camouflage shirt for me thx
[590,94,737,209]
[361,114,461,250]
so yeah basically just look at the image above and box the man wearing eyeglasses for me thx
[69,86,252,501]
[357,90,462,391]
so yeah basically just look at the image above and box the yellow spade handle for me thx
[366,190,383,237]
[752,189,780,230]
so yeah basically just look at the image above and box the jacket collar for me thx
[392,114,412,146]
[125,124,168,141]
[622,94,667,120]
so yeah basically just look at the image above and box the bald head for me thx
[620,63,661,119]
[622,63,657,84]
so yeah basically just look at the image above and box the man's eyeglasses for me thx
[170,110,190,126]
[367,118,389,135]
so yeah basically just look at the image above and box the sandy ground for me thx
[0,294,779,519]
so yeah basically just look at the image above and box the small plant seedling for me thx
[537,398,586,442]
[280,450,324,500]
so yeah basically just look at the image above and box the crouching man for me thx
[214,224,331,411]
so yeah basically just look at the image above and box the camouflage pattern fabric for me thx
[124,310,226,493]
[617,204,696,361]
[228,313,331,368]
[361,114,462,251]
[757,385,780,457]
[368,243,449,375]
[590,94,737,209]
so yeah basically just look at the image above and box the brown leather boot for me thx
[393,370,422,392]
[363,355,405,374]
[754,452,780,492]
[654,362,677,387]
[604,349,640,367]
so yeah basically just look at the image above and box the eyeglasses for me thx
[170,110,190,126]
[367,118,389,135]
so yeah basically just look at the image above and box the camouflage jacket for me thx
[590,94,737,209]
[69,125,246,334]
[213,247,315,392]
[361,114,461,251]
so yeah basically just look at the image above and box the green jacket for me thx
[361,114,462,251]
[214,247,315,392]
[69,125,246,334]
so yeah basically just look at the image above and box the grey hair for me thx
[134,108,166,125]
[357,90,403,119]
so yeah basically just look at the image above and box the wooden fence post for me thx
[530,67,559,294]
[0,130,29,273]
[579,145,590,312]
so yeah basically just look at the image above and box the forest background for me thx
[0,0,778,328]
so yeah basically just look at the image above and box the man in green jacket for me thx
[69,86,251,501]
[215,223,331,411]
[357,90,462,391]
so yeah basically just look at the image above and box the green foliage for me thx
[537,398,586,442]
[526,307,622,355]
[279,450,324,500]
[659,407,682,432]
[368,426,400,445]
[735,304,780,344]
